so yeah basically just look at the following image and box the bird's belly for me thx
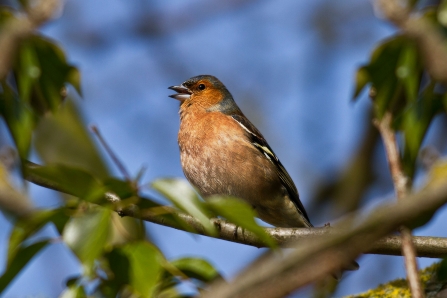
[180,141,306,227]
[180,140,273,198]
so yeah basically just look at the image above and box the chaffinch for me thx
[168,75,312,228]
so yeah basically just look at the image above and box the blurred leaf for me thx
[438,0,447,27]
[438,258,447,280]
[17,0,30,9]
[171,257,220,283]
[0,9,14,26]
[8,208,68,264]
[24,163,106,202]
[120,241,163,298]
[396,41,421,103]
[425,160,447,189]
[15,41,40,105]
[355,36,422,119]
[14,35,81,114]
[0,82,35,159]
[101,249,130,297]
[152,178,216,236]
[109,213,146,245]
[34,99,109,179]
[0,240,49,294]
[60,284,86,298]
[0,162,32,218]
[406,160,447,229]
[207,196,277,248]
[156,287,184,298]
[353,66,370,99]
[399,83,444,177]
[63,208,111,274]
[66,67,82,96]
[364,37,404,118]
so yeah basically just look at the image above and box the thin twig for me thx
[373,112,423,298]
[90,125,131,181]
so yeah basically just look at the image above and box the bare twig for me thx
[23,161,447,258]
[0,0,61,80]
[374,112,423,298]
[90,125,131,181]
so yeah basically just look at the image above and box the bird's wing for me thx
[230,114,311,225]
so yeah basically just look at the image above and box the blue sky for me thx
[1,0,447,296]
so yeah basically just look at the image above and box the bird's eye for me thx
[198,84,206,90]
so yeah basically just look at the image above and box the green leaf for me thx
[120,241,163,298]
[14,35,81,114]
[109,214,146,245]
[152,178,216,236]
[0,240,49,294]
[366,37,406,118]
[67,67,82,96]
[24,163,106,202]
[356,36,423,119]
[101,249,130,297]
[206,196,277,248]
[171,257,220,283]
[396,41,421,103]
[15,41,40,105]
[0,82,35,159]
[353,66,370,99]
[34,99,109,179]
[63,208,111,274]
[399,83,444,177]
[7,208,69,264]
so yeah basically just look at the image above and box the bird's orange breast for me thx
[178,109,279,204]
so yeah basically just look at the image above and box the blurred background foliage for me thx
[0,0,447,297]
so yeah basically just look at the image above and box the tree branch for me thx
[202,183,447,298]
[23,161,447,258]
[374,112,423,297]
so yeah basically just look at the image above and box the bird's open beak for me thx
[168,85,192,101]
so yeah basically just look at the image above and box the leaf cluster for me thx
[0,3,276,297]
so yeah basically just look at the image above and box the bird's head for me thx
[169,75,240,114]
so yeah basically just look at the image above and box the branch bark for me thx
[374,112,424,298]
[202,183,447,298]
[23,161,447,258]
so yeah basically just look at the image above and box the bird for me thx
[168,74,312,228]
[169,75,359,275]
